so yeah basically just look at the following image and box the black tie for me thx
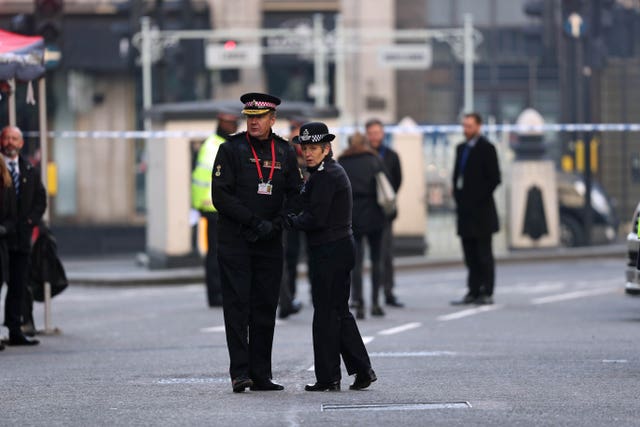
[9,161,19,196]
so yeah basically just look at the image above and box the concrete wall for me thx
[74,76,136,223]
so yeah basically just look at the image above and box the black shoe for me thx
[305,381,340,392]
[450,294,477,306]
[250,380,284,391]
[475,295,494,305]
[355,306,365,320]
[279,300,302,319]
[8,333,39,346]
[232,377,253,393]
[385,295,405,308]
[350,369,377,390]
[371,305,385,317]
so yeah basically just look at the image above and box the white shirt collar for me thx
[3,155,19,172]
[467,135,479,147]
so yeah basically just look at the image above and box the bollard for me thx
[42,281,61,335]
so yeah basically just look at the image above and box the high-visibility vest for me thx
[191,133,225,212]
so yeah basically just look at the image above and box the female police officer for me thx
[286,122,376,391]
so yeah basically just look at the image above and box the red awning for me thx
[0,29,45,81]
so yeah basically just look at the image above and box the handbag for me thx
[375,171,397,217]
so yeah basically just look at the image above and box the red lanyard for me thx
[246,133,276,183]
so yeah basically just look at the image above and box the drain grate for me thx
[321,402,471,412]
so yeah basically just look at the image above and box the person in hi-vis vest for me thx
[192,111,238,307]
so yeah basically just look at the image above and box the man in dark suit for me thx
[1,126,46,345]
[365,118,404,308]
[451,113,501,306]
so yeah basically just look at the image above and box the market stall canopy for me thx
[0,29,45,81]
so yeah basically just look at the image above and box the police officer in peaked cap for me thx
[211,92,303,393]
[286,122,376,392]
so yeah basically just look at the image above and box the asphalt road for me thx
[1,258,639,426]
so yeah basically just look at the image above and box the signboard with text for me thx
[377,44,433,69]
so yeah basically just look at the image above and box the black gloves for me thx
[243,218,276,242]
[284,213,297,230]
[254,220,274,240]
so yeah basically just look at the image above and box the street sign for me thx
[205,44,261,69]
[377,44,432,69]
[564,13,586,38]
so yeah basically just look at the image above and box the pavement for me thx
[63,243,627,286]
[2,257,638,426]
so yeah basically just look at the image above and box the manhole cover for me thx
[321,402,471,412]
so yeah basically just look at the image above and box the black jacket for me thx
[452,136,501,238]
[0,184,17,282]
[377,145,402,192]
[338,149,386,235]
[8,157,47,253]
[211,131,303,243]
[291,157,352,247]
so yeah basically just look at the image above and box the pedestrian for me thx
[365,118,404,308]
[338,132,386,319]
[1,126,45,346]
[287,122,376,391]
[191,109,239,307]
[451,113,501,306]
[0,155,17,351]
[278,116,306,319]
[211,93,303,393]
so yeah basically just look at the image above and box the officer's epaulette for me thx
[227,131,247,141]
[272,132,288,144]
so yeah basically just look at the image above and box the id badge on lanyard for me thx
[247,134,276,196]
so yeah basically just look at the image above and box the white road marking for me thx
[378,322,422,336]
[437,305,503,322]
[362,336,375,345]
[307,364,315,372]
[370,351,457,357]
[530,288,616,305]
[200,325,225,333]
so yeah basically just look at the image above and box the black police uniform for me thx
[290,154,373,386]
[211,129,302,384]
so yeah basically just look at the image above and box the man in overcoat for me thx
[451,113,501,306]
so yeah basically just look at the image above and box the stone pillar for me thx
[390,117,427,255]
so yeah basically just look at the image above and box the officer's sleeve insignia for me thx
[215,164,222,177]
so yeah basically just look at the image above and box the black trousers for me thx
[351,229,383,307]
[4,250,29,334]
[461,236,495,297]
[202,212,222,305]
[218,237,283,381]
[309,237,372,383]
[284,229,302,297]
[380,220,396,299]
[279,230,301,309]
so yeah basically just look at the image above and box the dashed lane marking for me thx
[200,325,225,333]
[370,351,457,357]
[378,322,422,336]
[530,288,616,305]
[437,305,503,322]
[321,402,471,412]
[362,336,375,345]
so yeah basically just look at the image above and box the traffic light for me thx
[522,0,543,56]
[219,40,240,84]
[34,0,63,44]
[522,0,555,59]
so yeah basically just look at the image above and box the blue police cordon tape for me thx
[22,123,640,140]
